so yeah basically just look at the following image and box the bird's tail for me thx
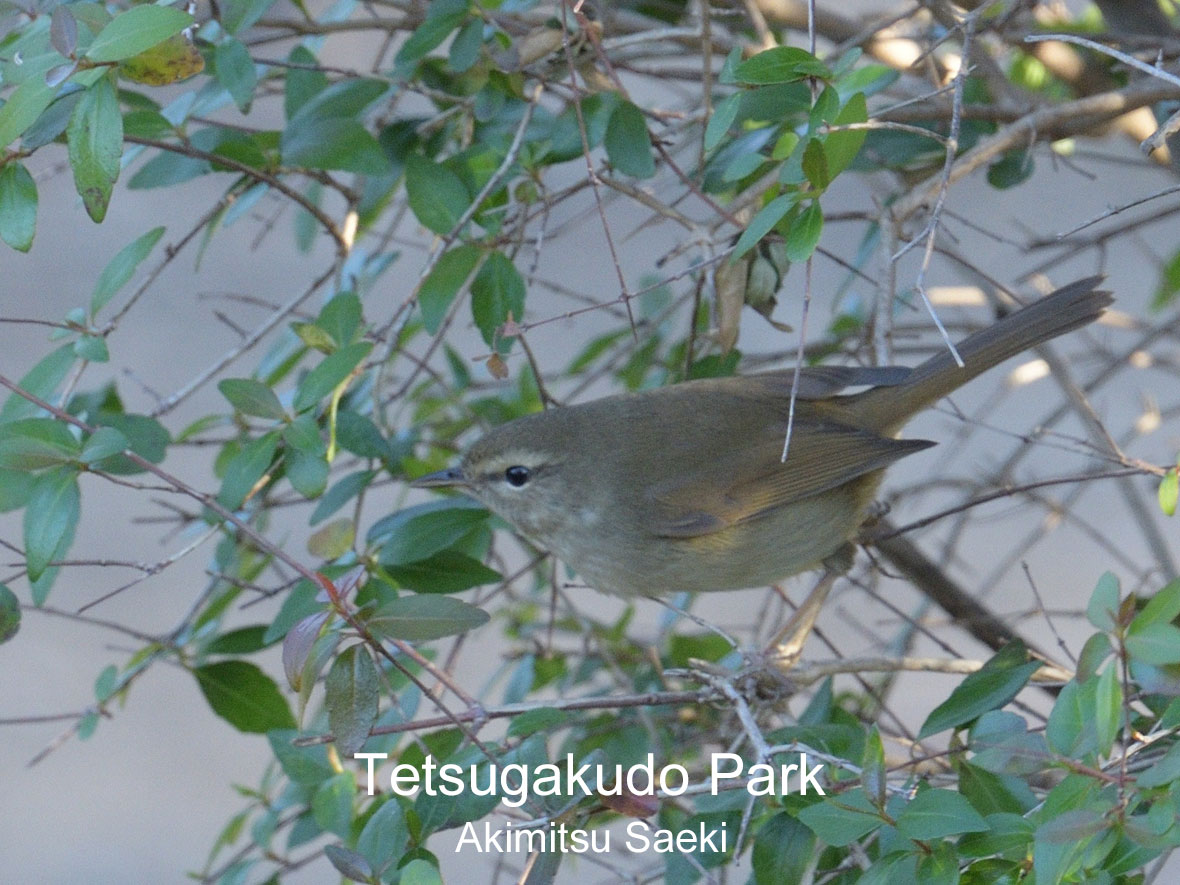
[853,276,1111,430]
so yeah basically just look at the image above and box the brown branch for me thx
[292,689,708,746]
[124,135,351,255]
[870,521,1042,657]
[891,78,1180,223]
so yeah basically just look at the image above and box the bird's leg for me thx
[860,499,891,528]
[767,554,848,669]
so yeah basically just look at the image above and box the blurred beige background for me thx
[3,9,1179,882]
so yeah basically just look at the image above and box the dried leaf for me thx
[485,352,509,380]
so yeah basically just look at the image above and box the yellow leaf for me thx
[118,34,204,86]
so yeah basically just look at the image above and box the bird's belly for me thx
[554,486,872,596]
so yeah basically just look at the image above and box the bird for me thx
[414,277,1111,597]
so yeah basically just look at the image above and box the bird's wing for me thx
[645,422,933,539]
[745,366,912,400]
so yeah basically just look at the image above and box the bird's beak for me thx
[410,466,469,488]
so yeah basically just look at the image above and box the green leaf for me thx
[399,859,443,885]
[316,292,362,348]
[419,245,482,333]
[23,466,80,582]
[203,625,272,655]
[1161,468,1178,516]
[470,251,526,348]
[74,335,109,363]
[293,341,373,413]
[507,708,566,738]
[90,227,166,316]
[325,644,379,756]
[801,138,830,190]
[313,774,353,840]
[1152,248,1180,310]
[785,200,823,262]
[287,78,388,129]
[286,449,329,499]
[1135,739,1180,788]
[856,853,917,884]
[404,154,472,235]
[987,149,1034,190]
[704,93,741,152]
[284,45,327,119]
[1125,622,1180,665]
[216,431,279,510]
[0,468,35,513]
[809,86,840,133]
[375,499,489,565]
[366,595,490,641]
[268,728,333,784]
[323,844,373,881]
[772,130,801,160]
[309,469,374,525]
[222,0,275,35]
[90,413,169,473]
[752,812,816,884]
[265,579,321,644]
[0,345,75,423]
[127,140,211,189]
[94,664,120,702]
[0,162,37,252]
[862,725,886,808]
[449,17,483,73]
[915,843,960,885]
[732,193,795,260]
[381,550,501,594]
[291,320,336,352]
[960,814,1035,864]
[1093,663,1122,755]
[0,418,80,470]
[920,642,1041,738]
[1035,806,1107,844]
[835,63,898,99]
[357,799,409,874]
[797,791,883,845]
[1134,576,1180,627]
[85,6,193,63]
[19,91,80,150]
[218,378,287,420]
[1076,632,1113,683]
[214,37,257,113]
[335,411,391,460]
[735,46,830,85]
[0,77,56,151]
[896,789,989,840]
[957,764,1034,816]
[1046,680,1091,757]
[0,583,21,643]
[307,517,354,560]
[605,100,656,179]
[194,660,296,733]
[281,119,390,174]
[549,92,618,159]
[970,715,1047,777]
[393,0,468,66]
[826,92,868,177]
[282,610,330,692]
[1086,571,1120,631]
[80,426,129,464]
[67,76,123,223]
[721,151,766,183]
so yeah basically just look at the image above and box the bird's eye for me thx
[504,465,531,487]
